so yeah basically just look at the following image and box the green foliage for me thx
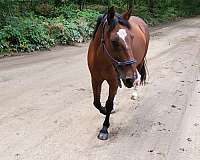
[0,0,199,54]
[0,3,99,54]
[35,3,55,16]
[0,15,54,53]
[47,8,99,44]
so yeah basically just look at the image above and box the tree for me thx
[148,0,154,14]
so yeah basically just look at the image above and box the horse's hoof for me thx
[97,127,109,140]
[131,90,138,100]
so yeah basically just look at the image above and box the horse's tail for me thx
[139,59,148,85]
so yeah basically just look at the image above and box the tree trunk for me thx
[127,0,134,10]
[148,0,154,14]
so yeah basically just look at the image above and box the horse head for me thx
[103,7,138,88]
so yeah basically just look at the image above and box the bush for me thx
[0,6,99,54]
[0,1,199,54]
[0,15,54,53]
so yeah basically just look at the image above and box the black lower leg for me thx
[98,99,113,140]
[93,98,107,115]
[97,79,117,140]
[103,99,114,128]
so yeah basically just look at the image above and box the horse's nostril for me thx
[124,78,134,88]
[125,78,134,84]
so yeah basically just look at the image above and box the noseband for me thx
[101,18,137,67]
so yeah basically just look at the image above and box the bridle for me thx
[100,17,137,87]
[100,17,137,67]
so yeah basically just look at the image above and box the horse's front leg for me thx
[92,78,107,115]
[98,79,118,140]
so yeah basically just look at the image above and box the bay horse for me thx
[87,7,149,140]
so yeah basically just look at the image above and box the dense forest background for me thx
[0,0,199,53]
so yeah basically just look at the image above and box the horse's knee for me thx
[93,100,101,108]
[93,100,107,115]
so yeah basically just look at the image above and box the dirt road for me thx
[0,17,200,160]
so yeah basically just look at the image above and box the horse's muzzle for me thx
[123,77,135,88]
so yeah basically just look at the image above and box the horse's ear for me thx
[122,9,132,20]
[107,6,115,25]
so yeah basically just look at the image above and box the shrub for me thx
[0,6,99,54]
[0,15,54,53]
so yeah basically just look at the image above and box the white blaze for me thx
[117,29,128,48]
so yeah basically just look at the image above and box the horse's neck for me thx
[93,27,113,68]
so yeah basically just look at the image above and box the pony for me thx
[87,7,149,140]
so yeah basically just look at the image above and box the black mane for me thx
[92,13,131,39]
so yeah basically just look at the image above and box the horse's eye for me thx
[111,39,120,47]
[111,36,120,47]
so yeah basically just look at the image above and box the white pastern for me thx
[131,90,138,100]
[134,69,141,86]
[131,70,141,100]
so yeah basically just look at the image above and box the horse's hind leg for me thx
[137,60,147,84]
[98,80,118,140]
[92,78,107,115]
